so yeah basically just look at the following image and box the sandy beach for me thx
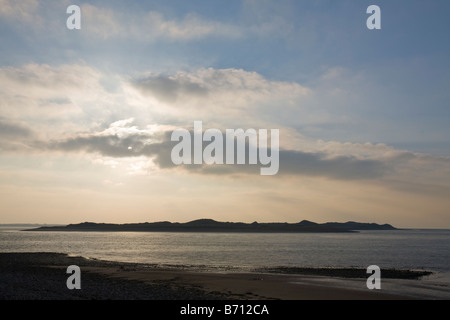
[0,252,422,300]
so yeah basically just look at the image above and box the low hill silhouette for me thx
[26,219,396,233]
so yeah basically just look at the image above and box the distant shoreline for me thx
[23,219,397,233]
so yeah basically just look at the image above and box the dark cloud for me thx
[0,119,34,152]
[133,75,208,103]
[0,119,32,138]
[278,150,387,179]
[48,133,160,158]
[45,129,389,180]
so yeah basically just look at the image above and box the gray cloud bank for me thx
[0,119,32,138]
[36,127,388,180]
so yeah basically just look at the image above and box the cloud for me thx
[0,119,32,138]
[0,63,350,142]
[0,63,160,139]
[278,150,387,179]
[0,119,34,152]
[0,64,311,135]
[2,63,450,185]
[132,68,311,128]
[0,0,69,33]
[134,68,309,100]
[133,74,208,103]
[0,0,297,45]
[39,120,172,165]
[81,4,243,41]
[0,0,39,24]
[37,119,390,180]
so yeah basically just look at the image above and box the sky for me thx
[1,0,450,228]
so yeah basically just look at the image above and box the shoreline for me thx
[0,252,435,300]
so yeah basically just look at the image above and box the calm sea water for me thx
[1,228,449,272]
[1,227,449,299]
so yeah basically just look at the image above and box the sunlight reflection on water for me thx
[1,228,449,272]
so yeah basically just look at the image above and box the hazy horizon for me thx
[1,1,450,229]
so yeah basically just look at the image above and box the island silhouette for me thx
[26,219,396,233]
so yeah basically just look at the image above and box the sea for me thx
[1,227,449,299]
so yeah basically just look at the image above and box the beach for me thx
[0,252,417,300]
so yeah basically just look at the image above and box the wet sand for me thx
[0,252,417,300]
